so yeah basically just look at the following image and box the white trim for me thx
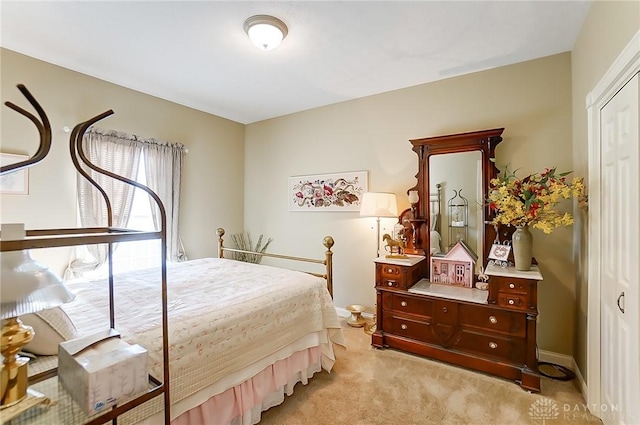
[538,349,574,369]
[537,351,591,401]
[586,29,640,416]
[573,357,589,405]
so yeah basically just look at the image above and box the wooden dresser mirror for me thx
[400,128,504,277]
[374,127,544,392]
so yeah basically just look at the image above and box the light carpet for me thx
[260,320,602,425]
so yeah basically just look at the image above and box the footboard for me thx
[216,228,334,298]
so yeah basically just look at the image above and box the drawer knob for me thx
[387,281,394,287]
[489,315,498,324]
[387,268,394,273]
[489,342,498,349]
[508,299,515,305]
[400,301,408,307]
[442,307,448,313]
[509,283,515,289]
[401,324,407,330]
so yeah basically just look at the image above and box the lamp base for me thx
[0,356,29,408]
[1,317,35,409]
[0,388,51,424]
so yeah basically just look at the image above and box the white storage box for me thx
[58,328,148,415]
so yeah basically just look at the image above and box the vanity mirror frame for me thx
[402,128,504,276]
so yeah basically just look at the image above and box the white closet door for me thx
[600,73,639,425]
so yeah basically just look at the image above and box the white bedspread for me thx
[62,258,344,423]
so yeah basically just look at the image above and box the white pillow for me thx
[430,213,439,231]
[430,230,442,254]
[21,307,78,355]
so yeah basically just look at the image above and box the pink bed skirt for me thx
[172,346,322,425]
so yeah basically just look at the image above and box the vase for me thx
[512,225,533,271]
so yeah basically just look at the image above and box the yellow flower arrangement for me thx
[488,167,585,234]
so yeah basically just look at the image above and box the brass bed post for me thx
[216,228,226,258]
[323,236,334,298]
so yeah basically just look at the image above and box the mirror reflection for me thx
[429,151,483,267]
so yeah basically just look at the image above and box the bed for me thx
[3,84,344,425]
[26,234,344,425]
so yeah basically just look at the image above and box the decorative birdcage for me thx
[447,189,468,248]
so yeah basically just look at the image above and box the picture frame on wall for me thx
[288,170,368,212]
[0,153,29,195]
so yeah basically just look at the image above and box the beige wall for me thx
[246,53,575,355]
[0,48,245,275]
[571,1,640,382]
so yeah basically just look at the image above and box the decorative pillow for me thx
[21,307,78,355]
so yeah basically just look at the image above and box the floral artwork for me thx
[288,171,368,211]
[488,166,585,234]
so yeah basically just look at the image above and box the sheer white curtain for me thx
[66,128,187,280]
[143,140,187,262]
[70,129,143,276]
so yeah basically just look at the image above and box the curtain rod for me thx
[63,126,189,153]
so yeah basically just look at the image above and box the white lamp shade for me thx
[359,192,398,218]
[0,223,74,319]
[244,15,288,51]
[408,190,419,204]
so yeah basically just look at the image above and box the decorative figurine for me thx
[475,265,490,290]
[383,234,408,258]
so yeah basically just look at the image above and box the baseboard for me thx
[572,357,588,400]
[538,350,589,399]
[538,349,574,369]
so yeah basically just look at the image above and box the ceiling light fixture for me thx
[243,15,288,51]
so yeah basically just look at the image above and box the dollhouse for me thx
[430,240,478,288]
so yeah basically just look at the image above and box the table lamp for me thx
[360,192,398,257]
[1,223,75,411]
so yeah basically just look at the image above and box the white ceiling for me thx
[1,1,592,124]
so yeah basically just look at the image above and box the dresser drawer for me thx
[456,329,525,364]
[491,276,530,294]
[497,293,529,311]
[382,312,435,343]
[382,292,432,317]
[381,264,402,279]
[375,260,426,290]
[458,304,526,337]
[378,264,406,289]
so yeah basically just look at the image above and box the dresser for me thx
[372,257,544,392]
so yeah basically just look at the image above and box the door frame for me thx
[586,29,640,415]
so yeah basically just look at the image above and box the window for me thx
[79,153,161,279]
[110,154,161,274]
